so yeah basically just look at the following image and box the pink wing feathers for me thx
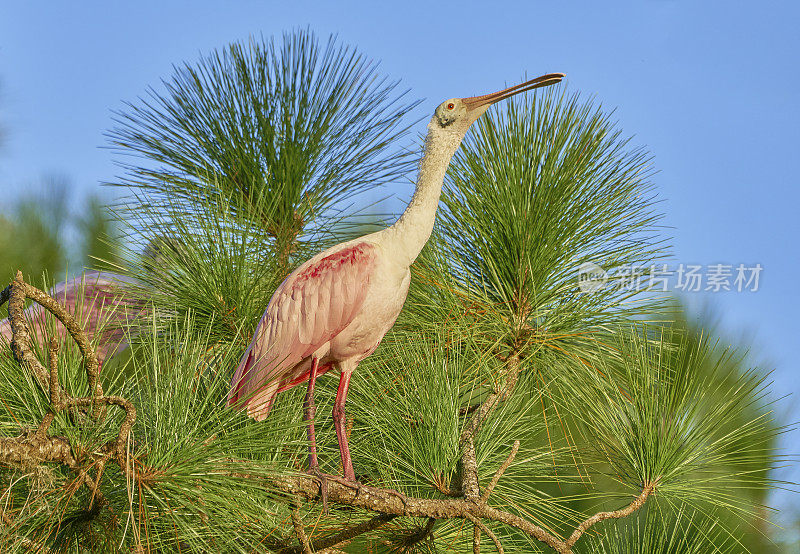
[228,242,376,420]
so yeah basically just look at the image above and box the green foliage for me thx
[119,318,306,551]
[586,507,742,554]
[437,87,666,334]
[0,32,789,553]
[563,325,779,520]
[114,188,289,344]
[108,29,420,343]
[0,181,68,286]
[107,28,420,250]
[0,315,310,552]
[404,88,669,419]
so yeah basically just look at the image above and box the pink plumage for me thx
[0,271,146,366]
[229,241,386,480]
[229,242,376,419]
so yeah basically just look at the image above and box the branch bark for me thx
[7,273,50,391]
[290,501,312,554]
[266,470,655,553]
[564,481,656,549]
[467,515,503,554]
[459,352,522,450]
[482,440,519,504]
[6,271,104,404]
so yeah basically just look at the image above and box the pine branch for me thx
[0,276,765,553]
[6,274,50,391]
[268,468,656,553]
[0,272,138,535]
[290,501,312,554]
[462,436,480,501]
[456,351,521,507]
[563,481,656,549]
[460,352,521,449]
[6,271,103,403]
[481,440,519,504]
[467,514,503,554]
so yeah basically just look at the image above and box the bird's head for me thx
[432,72,565,134]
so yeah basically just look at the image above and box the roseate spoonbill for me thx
[0,271,146,366]
[228,72,565,480]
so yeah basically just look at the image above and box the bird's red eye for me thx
[447,103,455,110]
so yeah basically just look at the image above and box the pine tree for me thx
[0,29,787,553]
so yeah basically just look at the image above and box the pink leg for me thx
[333,369,355,481]
[303,357,320,470]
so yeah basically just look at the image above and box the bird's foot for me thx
[326,473,361,492]
[303,470,409,514]
[306,466,329,513]
[387,489,410,513]
[324,474,411,513]
[348,476,364,499]
[320,472,367,501]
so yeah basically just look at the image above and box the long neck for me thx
[386,123,464,267]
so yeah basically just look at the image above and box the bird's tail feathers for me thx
[245,382,280,421]
[229,348,281,421]
[228,346,255,406]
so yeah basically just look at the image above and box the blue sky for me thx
[2,0,798,516]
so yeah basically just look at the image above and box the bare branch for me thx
[462,436,480,501]
[564,481,656,549]
[0,433,78,468]
[467,515,504,554]
[481,440,519,503]
[59,395,136,472]
[460,352,521,448]
[457,352,522,504]
[6,272,106,416]
[267,470,657,554]
[271,472,566,550]
[8,272,50,390]
[34,339,62,439]
[290,501,312,554]
[14,272,103,401]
